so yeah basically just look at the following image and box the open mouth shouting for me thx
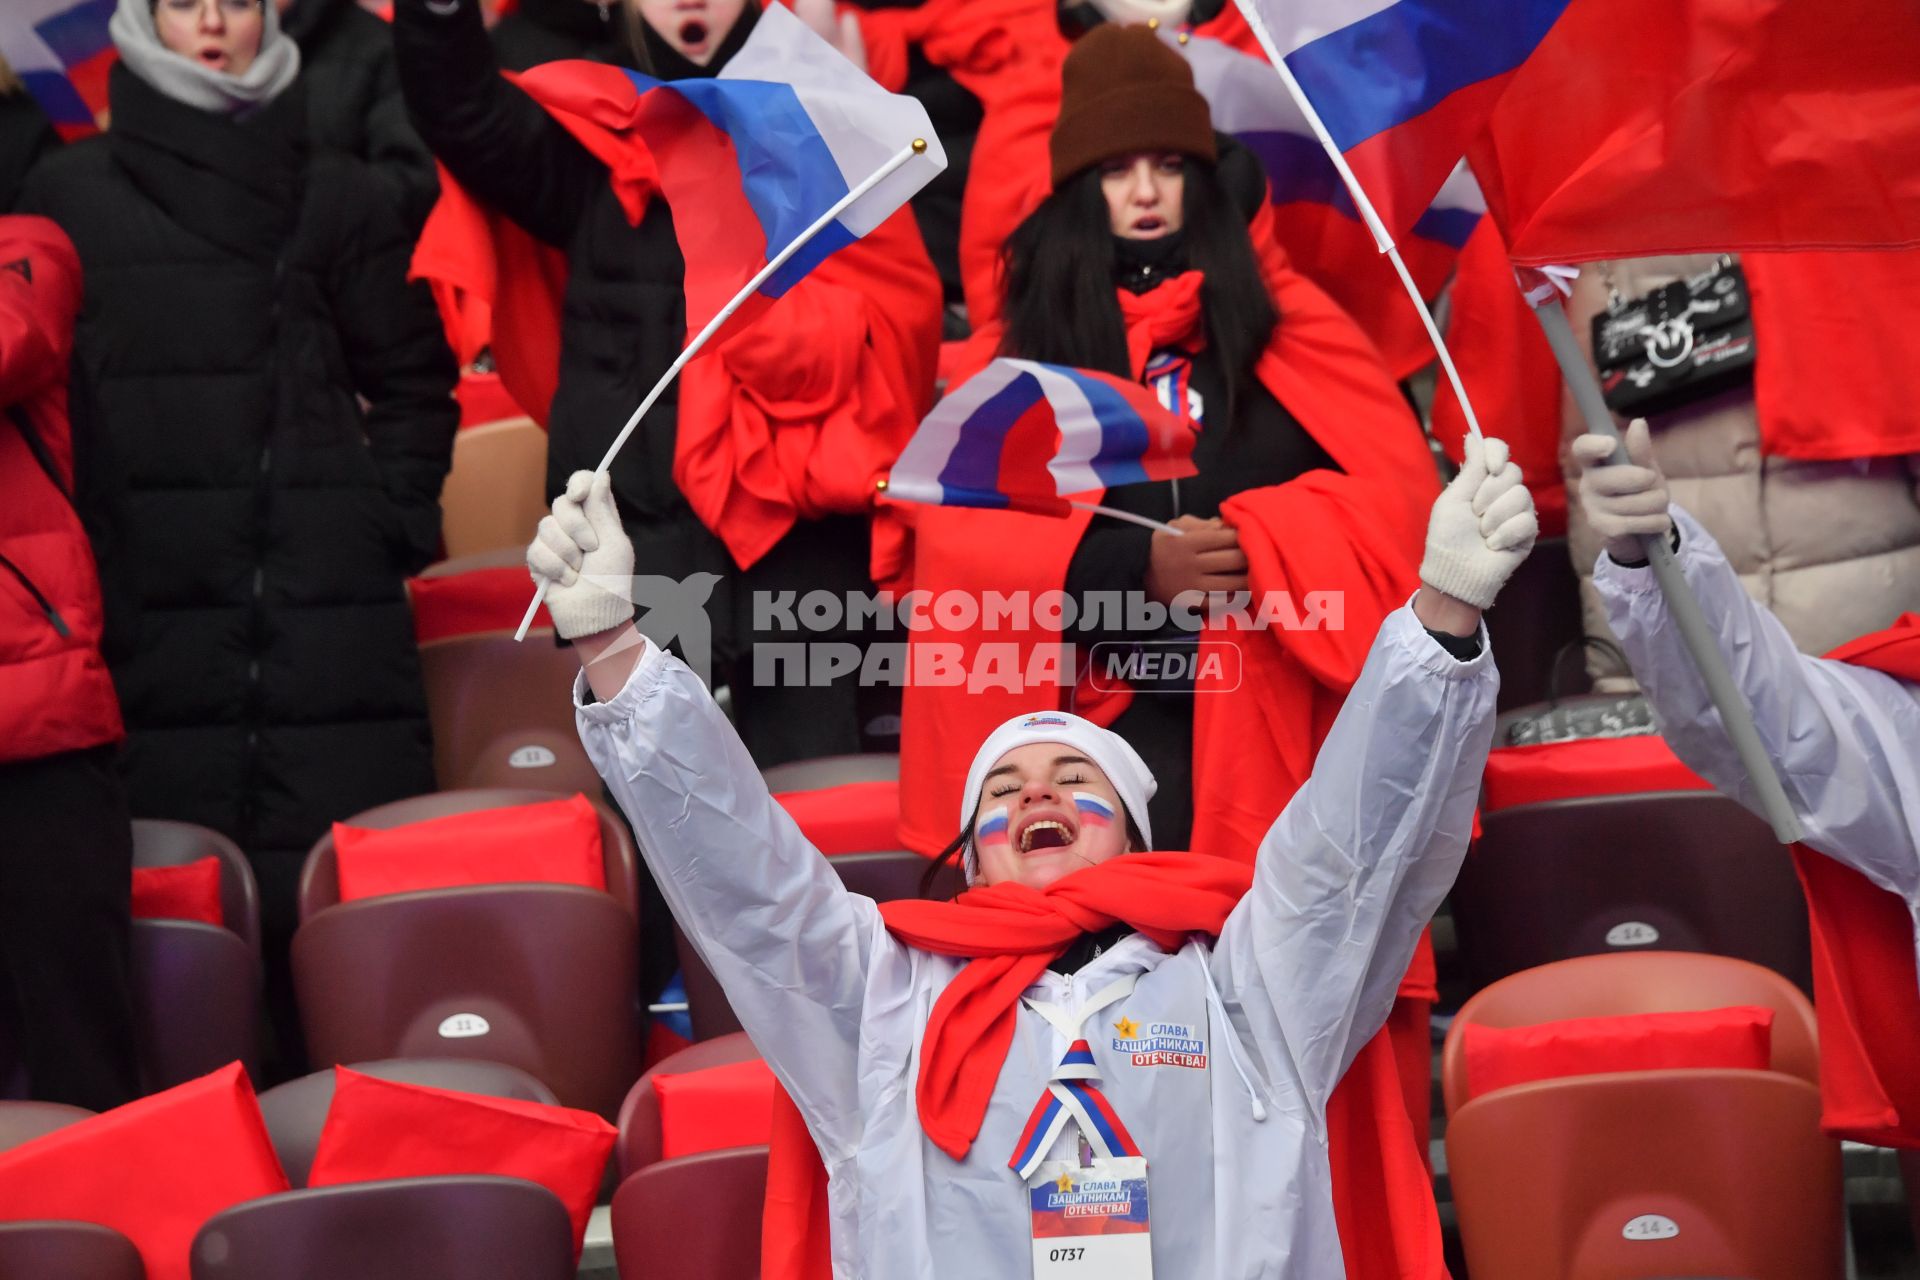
[1128,213,1170,239]
[1014,809,1079,855]
[678,18,709,53]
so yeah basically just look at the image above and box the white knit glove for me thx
[1418,434,1539,609]
[1572,418,1673,564]
[527,470,635,640]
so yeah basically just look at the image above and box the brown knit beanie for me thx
[1050,24,1217,188]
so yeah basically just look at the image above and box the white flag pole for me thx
[514,137,928,642]
[1225,0,1483,442]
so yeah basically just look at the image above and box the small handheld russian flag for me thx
[517,2,946,343]
[2,0,115,139]
[881,358,1198,534]
[511,4,947,641]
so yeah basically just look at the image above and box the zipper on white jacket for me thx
[1193,938,1269,1123]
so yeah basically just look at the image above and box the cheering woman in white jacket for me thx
[529,436,1537,1277]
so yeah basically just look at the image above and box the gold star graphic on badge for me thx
[1056,1172,1075,1194]
[1114,1016,1139,1039]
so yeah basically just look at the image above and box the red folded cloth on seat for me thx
[331,793,605,903]
[0,1062,288,1280]
[655,1058,778,1161]
[131,855,223,927]
[307,1068,615,1260]
[1464,1007,1775,1103]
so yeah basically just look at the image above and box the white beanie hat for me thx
[959,711,1157,880]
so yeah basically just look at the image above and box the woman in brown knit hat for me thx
[974,22,1444,850]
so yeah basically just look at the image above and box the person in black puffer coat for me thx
[490,0,627,70]
[19,0,459,1071]
[278,0,438,231]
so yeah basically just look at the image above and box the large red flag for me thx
[1469,0,1920,265]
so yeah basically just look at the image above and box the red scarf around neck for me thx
[881,851,1254,1160]
[762,852,1254,1278]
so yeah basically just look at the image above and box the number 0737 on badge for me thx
[1028,1157,1152,1278]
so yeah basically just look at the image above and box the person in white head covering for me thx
[17,0,459,1073]
[529,430,1534,1277]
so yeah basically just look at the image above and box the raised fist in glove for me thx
[527,470,635,640]
[1572,418,1672,565]
[1418,434,1539,611]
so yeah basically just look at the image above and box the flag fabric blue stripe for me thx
[619,71,852,296]
[21,70,90,126]
[33,0,115,66]
[1241,129,1480,248]
[1056,366,1153,489]
[1410,203,1481,249]
[1283,0,1574,152]
[936,373,1042,502]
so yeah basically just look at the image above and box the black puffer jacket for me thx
[393,0,874,668]
[18,65,458,934]
[490,0,627,71]
[281,0,438,231]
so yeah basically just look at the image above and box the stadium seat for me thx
[1447,1068,1843,1280]
[1451,790,1813,995]
[614,1032,759,1179]
[129,821,262,1089]
[190,1175,574,1280]
[0,1101,91,1154]
[258,1059,558,1187]
[676,851,963,1041]
[292,791,644,1118]
[131,821,261,959]
[438,417,550,562]
[411,552,601,795]
[1480,535,1585,713]
[760,752,900,791]
[1441,951,1820,1117]
[610,1147,770,1280]
[0,1220,144,1279]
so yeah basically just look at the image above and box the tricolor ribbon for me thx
[1008,1038,1145,1180]
[1144,349,1201,428]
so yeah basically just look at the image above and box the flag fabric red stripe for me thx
[1469,0,1920,264]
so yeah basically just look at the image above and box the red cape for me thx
[869,244,1447,1280]
[408,71,942,573]
[1795,615,1920,1147]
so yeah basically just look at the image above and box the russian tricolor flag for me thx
[1237,0,1572,240]
[884,359,1197,517]
[1177,30,1482,375]
[516,2,945,340]
[2,0,115,139]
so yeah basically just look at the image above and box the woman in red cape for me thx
[527,423,1534,1273]
[394,0,943,765]
[891,26,1456,1279]
[1583,422,1920,1149]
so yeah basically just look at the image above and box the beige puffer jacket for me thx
[1560,255,1920,687]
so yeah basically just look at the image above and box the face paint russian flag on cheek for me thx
[977,806,1012,849]
[1071,793,1116,830]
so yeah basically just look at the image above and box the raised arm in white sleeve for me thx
[1594,505,1920,901]
[1211,604,1499,1114]
[574,640,903,1163]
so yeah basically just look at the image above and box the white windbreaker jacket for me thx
[1594,506,1920,964]
[576,604,1497,1278]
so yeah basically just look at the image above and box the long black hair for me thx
[999,155,1278,410]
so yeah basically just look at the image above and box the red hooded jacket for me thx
[0,214,122,764]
